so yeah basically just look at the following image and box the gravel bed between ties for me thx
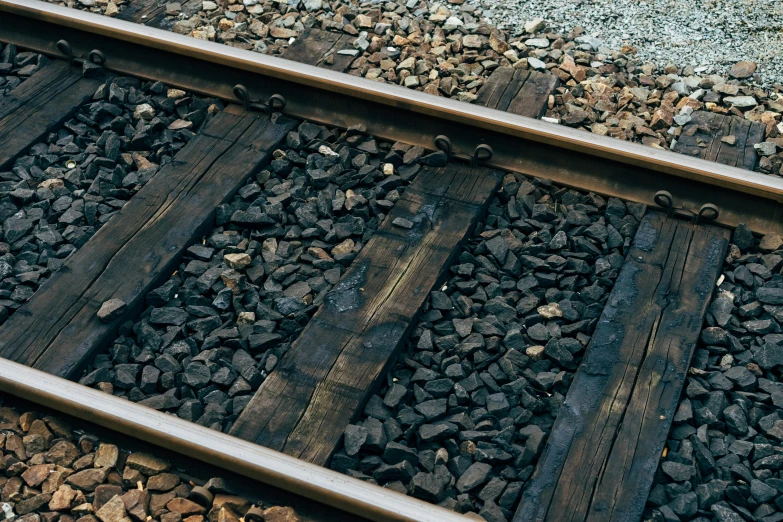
[645,228,783,522]
[329,174,644,522]
[0,72,220,324]
[0,399,302,522]
[0,44,47,97]
[77,121,444,433]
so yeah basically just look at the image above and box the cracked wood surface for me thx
[118,0,202,29]
[281,28,357,73]
[514,211,729,522]
[673,110,765,171]
[475,67,559,119]
[229,162,501,466]
[0,108,297,379]
[0,59,100,170]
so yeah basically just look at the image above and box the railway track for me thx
[0,1,782,521]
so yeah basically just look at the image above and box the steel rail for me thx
[0,358,467,522]
[1,0,782,234]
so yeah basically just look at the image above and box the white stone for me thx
[524,17,545,33]
[528,57,546,70]
[318,145,339,157]
[443,16,463,30]
[525,345,545,360]
[133,104,155,120]
[224,253,251,269]
[39,179,64,190]
[524,38,549,48]
[537,303,562,319]
[673,114,692,126]
[202,1,217,10]
[679,106,694,116]
[723,96,757,109]
[754,142,778,156]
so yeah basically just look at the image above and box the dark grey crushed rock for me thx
[0,44,46,97]
[78,121,425,433]
[332,174,642,519]
[0,401,301,521]
[0,74,220,324]
[645,230,783,522]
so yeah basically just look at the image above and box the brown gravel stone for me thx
[22,464,56,487]
[3,476,24,501]
[95,495,132,522]
[120,467,142,487]
[66,469,108,491]
[120,490,149,522]
[94,444,119,469]
[7,433,27,460]
[150,492,177,515]
[729,61,757,79]
[42,469,69,494]
[73,454,95,471]
[49,485,78,511]
[94,485,124,511]
[213,507,240,522]
[211,495,250,516]
[17,493,54,515]
[20,412,38,431]
[125,453,170,476]
[166,498,205,516]
[145,473,180,491]
[262,506,300,522]
[46,441,80,467]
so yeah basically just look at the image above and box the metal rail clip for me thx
[471,144,493,168]
[653,190,720,225]
[56,40,106,75]
[232,84,287,115]
[434,135,453,162]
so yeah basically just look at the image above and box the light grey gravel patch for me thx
[467,0,783,86]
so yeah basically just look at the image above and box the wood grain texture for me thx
[118,0,201,28]
[281,28,356,73]
[474,67,516,109]
[0,59,100,170]
[507,71,559,119]
[474,67,557,119]
[514,211,729,522]
[116,0,162,23]
[0,109,297,379]
[229,163,502,465]
[673,110,763,170]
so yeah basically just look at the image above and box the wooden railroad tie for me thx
[672,110,765,171]
[229,163,502,465]
[0,107,298,377]
[281,28,358,74]
[0,59,101,170]
[117,0,203,29]
[514,211,729,522]
[475,66,559,119]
